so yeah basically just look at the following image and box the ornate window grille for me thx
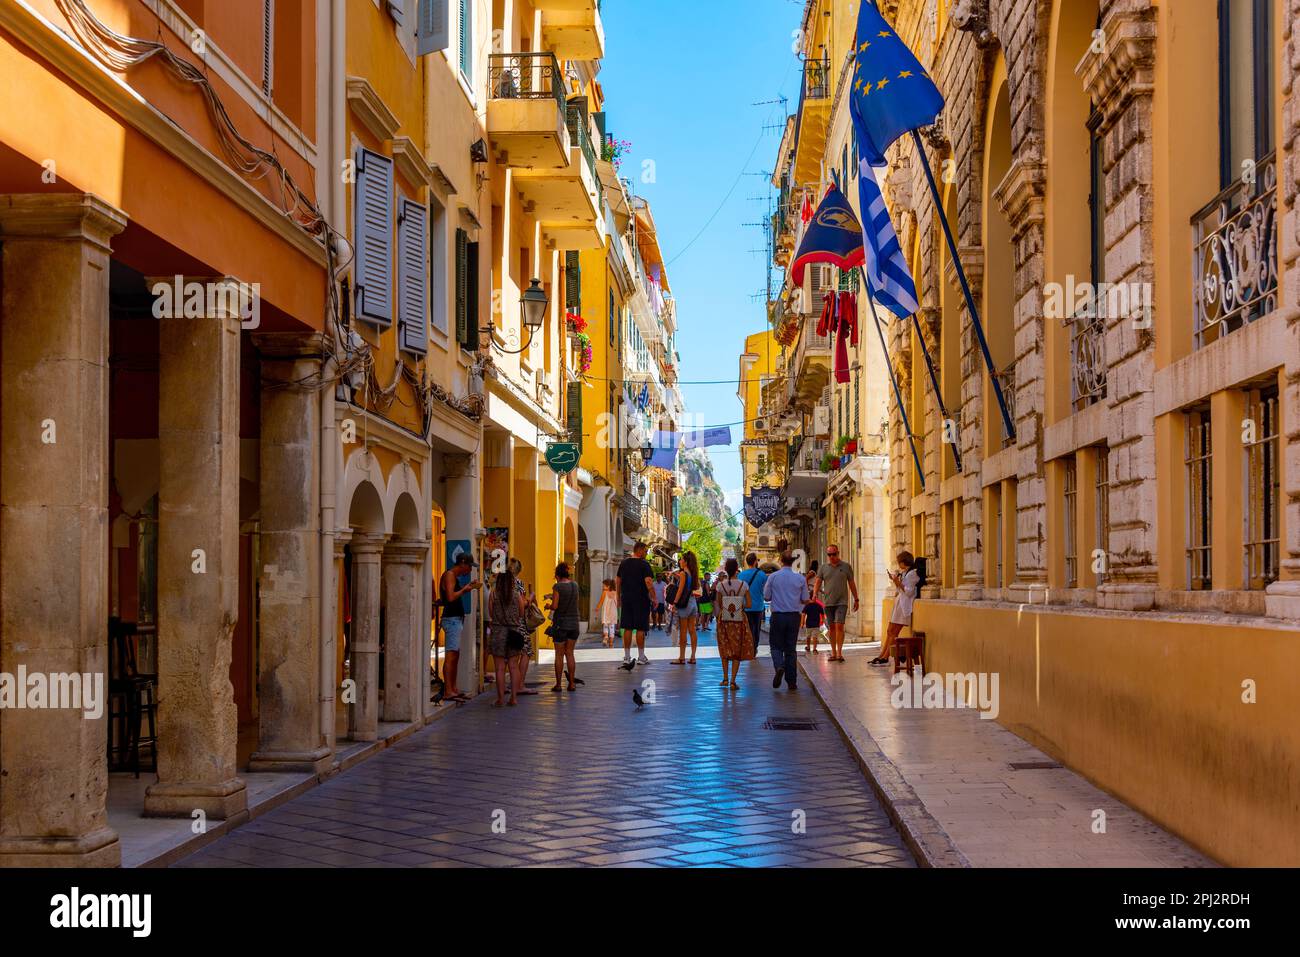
[1185,408,1213,590]
[993,367,1016,449]
[1192,154,1277,349]
[1063,457,1078,589]
[1069,300,1107,411]
[1244,386,1280,590]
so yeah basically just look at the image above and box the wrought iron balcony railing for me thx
[488,51,566,111]
[1069,301,1107,412]
[566,102,599,183]
[1192,153,1277,350]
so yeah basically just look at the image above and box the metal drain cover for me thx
[765,718,819,731]
[1009,761,1062,770]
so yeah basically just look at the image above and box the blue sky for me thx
[598,0,804,509]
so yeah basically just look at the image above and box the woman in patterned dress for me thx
[713,558,755,689]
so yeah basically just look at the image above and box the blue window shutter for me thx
[418,0,450,55]
[354,147,394,326]
[397,198,428,355]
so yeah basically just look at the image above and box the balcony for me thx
[487,52,570,169]
[785,437,829,500]
[789,319,833,412]
[792,57,832,186]
[514,100,605,250]
[1068,301,1106,412]
[1193,153,1277,350]
[538,0,606,61]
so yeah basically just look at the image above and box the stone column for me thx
[143,275,246,821]
[443,453,480,693]
[348,535,385,741]
[381,541,426,723]
[249,334,331,773]
[1082,5,1159,612]
[0,194,126,866]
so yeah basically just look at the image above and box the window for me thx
[458,0,473,82]
[608,290,615,346]
[1219,0,1275,188]
[1088,105,1105,287]
[453,228,479,350]
[430,196,448,334]
[565,251,581,313]
[1244,385,1280,590]
[991,484,1003,588]
[1063,456,1078,589]
[1095,446,1110,585]
[1186,407,1213,590]
[354,147,394,327]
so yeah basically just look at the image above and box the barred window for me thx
[991,483,1004,589]
[1186,407,1213,590]
[1244,386,1280,590]
[1064,457,1078,589]
[1095,446,1110,585]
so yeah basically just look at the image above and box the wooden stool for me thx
[893,630,926,676]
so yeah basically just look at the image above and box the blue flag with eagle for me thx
[850,1,944,168]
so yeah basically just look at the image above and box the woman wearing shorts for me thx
[670,552,700,665]
[548,563,582,692]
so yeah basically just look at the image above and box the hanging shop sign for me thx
[545,442,580,475]
[744,487,783,529]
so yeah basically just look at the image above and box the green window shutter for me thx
[465,240,480,351]
[454,227,468,345]
[565,250,581,312]
[567,381,584,452]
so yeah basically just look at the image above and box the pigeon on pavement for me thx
[632,688,645,709]
[618,659,636,672]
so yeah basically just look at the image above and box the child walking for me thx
[594,578,619,647]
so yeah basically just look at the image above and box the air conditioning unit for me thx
[753,417,767,433]
[758,535,771,547]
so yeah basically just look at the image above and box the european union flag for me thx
[850,1,944,168]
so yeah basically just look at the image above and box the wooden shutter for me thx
[397,198,428,355]
[567,381,584,452]
[465,241,480,350]
[565,250,581,312]
[261,0,274,95]
[354,148,394,326]
[417,0,450,55]
[454,227,468,345]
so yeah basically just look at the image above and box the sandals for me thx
[670,659,686,665]
[730,682,739,690]
[550,685,563,693]
[718,679,729,687]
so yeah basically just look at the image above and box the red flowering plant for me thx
[565,311,587,333]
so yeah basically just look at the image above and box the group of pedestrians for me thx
[438,536,920,706]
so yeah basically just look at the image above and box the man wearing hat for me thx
[439,551,480,701]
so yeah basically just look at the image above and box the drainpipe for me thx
[318,0,347,758]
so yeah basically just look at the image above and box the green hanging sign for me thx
[545,442,580,475]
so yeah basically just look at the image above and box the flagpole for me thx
[909,311,962,473]
[910,129,1016,443]
[860,269,924,490]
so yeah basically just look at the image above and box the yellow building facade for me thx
[872,0,1299,865]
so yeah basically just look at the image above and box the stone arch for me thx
[343,449,389,534]
[563,517,578,563]
[384,460,425,540]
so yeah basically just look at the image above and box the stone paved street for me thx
[176,653,915,868]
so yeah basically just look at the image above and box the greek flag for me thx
[858,159,918,319]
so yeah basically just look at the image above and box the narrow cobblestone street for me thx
[176,651,915,868]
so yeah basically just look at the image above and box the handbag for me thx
[524,601,547,634]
